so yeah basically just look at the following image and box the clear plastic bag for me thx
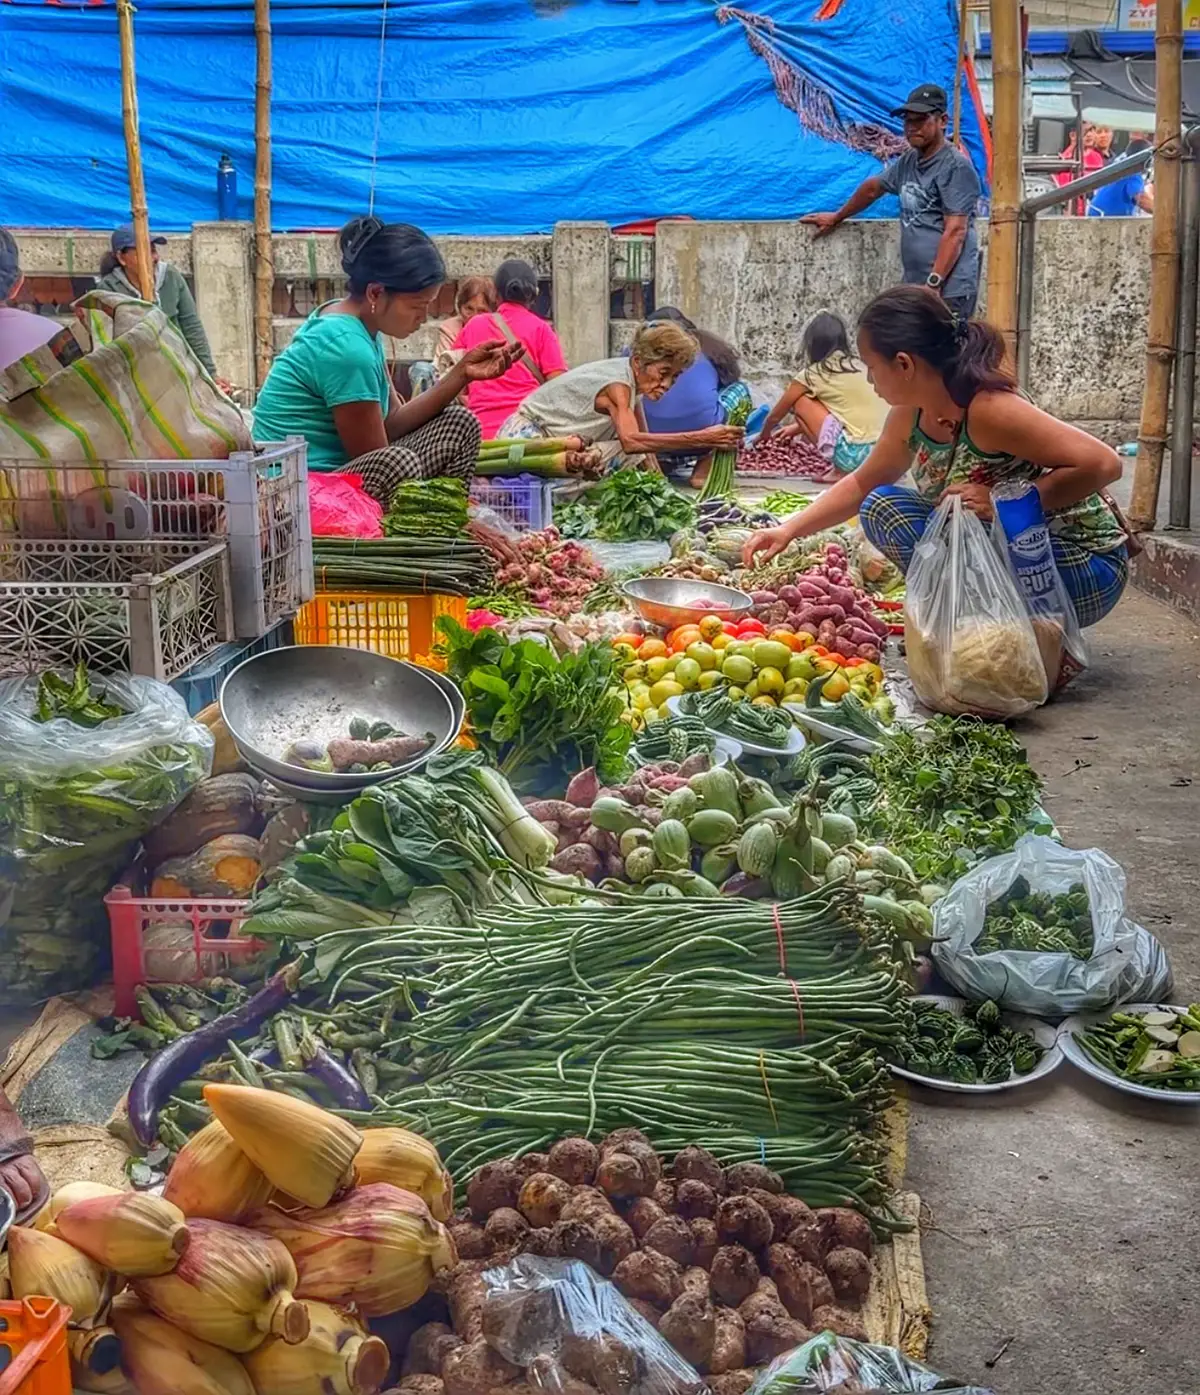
[479,1255,704,1395]
[904,497,1048,719]
[0,674,213,1003]
[931,833,1172,1018]
[747,1331,994,1394]
[989,511,1086,695]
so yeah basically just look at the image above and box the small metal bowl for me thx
[621,576,753,630]
[220,645,458,792]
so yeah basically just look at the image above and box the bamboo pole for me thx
[1130,0,1184,532]
[254,0,274,389]
[986,0,1021,358]
[116,0,155,303]
[951,0,968,151]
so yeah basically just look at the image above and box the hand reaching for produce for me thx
[469,519,521,565]
[699,424,745,450]
[939,482,993,521]
[742,526,792,566]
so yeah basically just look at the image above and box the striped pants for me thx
[337,403,481,505]
[859,485,1129,629]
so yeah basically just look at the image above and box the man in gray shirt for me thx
[803,83,982,319]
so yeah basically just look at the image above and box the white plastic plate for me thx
[890,994,1063,1095]
[665,696,806,757]
[1057,1003,1200,1104]
[785,706,883,754]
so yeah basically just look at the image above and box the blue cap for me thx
[111,223,167,252]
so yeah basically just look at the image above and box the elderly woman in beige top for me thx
[499,321,744,470]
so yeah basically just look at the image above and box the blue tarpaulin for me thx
[0,0,986,233]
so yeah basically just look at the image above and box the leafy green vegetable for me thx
[555,500,599,539]
[436,616,632,792]
[594,470,695,542]
[34,664,124,727]
[383,477,470,537]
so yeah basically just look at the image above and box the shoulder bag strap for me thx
[490,311,546,386]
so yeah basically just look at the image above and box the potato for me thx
[547,1137,600,1187]
[519,1172,573,1228]
[824,1246,871,1306]
[715,1195,773,1251]
[709,1246,760,1308]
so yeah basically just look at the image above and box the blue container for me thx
[171,620,293,715]
[217,153,238,220]
[992,480,1058,607]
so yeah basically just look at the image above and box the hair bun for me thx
[340,216,384,271]
[950,312,970,347]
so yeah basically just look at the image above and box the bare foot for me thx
[0,1155,47,1218]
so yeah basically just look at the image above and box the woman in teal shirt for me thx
[254,216,515,511]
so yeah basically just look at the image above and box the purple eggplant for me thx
[303,1043,371,1110]
[126,963,301,1147]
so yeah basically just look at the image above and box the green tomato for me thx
[673,657,702,689]
[720,654,755,686]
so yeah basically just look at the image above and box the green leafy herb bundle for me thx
[594,470,695,542]
[384,477,470,537]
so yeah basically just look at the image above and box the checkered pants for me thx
[859,485,1129,628]
[337,403,481,504]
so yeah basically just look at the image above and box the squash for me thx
[142,774,263,865]
[196,703,241,777]
[150,835,263,899]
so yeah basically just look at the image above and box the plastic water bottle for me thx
[217,154,238,220]
[992,480,1058,606]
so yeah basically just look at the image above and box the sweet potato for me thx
[626,1298,664,1327]
[549,844,602,880]
[523,800,592,829]
[565,767,600,807]
[653,1180,677,1212]
[517,1152,550,1179]
[327,734,431,770]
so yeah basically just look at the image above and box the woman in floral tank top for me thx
[743,286,1127,627]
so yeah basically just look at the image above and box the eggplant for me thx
[126,963,301,1147]
[304,1044,371,1109]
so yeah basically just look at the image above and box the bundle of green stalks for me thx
[311,535,493,596]
[476,437,579,478]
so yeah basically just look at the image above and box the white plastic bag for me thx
[904,496,1048,718]
[931,834,1172,1018]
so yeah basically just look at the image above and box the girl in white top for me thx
[499,321,743,469]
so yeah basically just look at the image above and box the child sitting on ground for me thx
[758,310,888,475]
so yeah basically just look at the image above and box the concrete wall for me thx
[12,217,1156,437]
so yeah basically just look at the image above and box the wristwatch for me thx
[925,272,944,289]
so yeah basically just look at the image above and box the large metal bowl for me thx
[220,646,458,792]
[621,576,753,629]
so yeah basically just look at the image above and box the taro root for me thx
[816,1207,874,1259]
[715,1195,773,1252]
[447,1218,489,1260]
[798,1260,834,1311]
[550,1219,601,1270]
[709,1245,760,1309]
[467,1159,522,1219]
[772,1195,815,1242]
[528,1354,600,1395]
[561,1186,616,1224]
[592,1212,637,1275]
[675,1180,718,1221]
[481,1285,558,1359]
[600,1127,652,1155]
[611,1249,684,1308]
[737,1278,787,1327]
[689,1218,719,1271]
[824,1246,871,1306]
[626,1297,665,1327]
[659,1291,715,1371]
[562,1332,639,1395]
[440,1263,489,1340]
[547,1137,600,1187]
[524,1227,555,1257]
[597,1141,662,1200]
[398,1377,445,1395]
[517,1151,550,1179]
[442,1337,520,1395]
[642,1215,693,1267]
[625,1196,667,1239]
[723,1163,783,1196]
[744,1188,783,1232]
[812,1304,868,1341]
[401,1322,462,1377]
[709,1308,746,1375]
[485,1207,530,1254]
[653,1180,677,1213]
[765,1243,813,1325]
[744,1311,812,1364]
[708,1370,755,1395]
[519,1172,573,1228]
[672,1146,725,1195]
[784,1214,825,1266]
[680,1267,712,1300]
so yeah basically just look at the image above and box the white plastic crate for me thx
[470,474,557,531]
[0,537,232,681]
[0,438,313,638]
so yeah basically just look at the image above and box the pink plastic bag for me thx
[309,473,383,538]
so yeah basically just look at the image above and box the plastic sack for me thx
[479,1255,704,1395]
[931,833,1172,1018]
[747,1331,994,1394]
[0,673,213,1004]
[308,472,384,539]
[904,496,1048,718]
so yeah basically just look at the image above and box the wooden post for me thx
[254,0,274,389]
[986,0,1021,357]
[116,0,155,302]
[1130,0,1184,532]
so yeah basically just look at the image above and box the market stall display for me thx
[1058,1005,1200,1102]
[888,996,1062,1094]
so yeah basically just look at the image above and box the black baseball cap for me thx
[111,223,167,252]
[891,84,948,117]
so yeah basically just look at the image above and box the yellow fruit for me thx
[720,654,754,686]
[696,670,725,690]
[662,653,681,672]
[644,656,670,683]
[725,686,746,702]
[133,1219,308,1353]
[354,1128,452,1222]
[710,632,733,651]
[656,702,674,721]
[8,1225,112,1323]
[752,640,793,672]
[56,1191,189,1278]
[648,679,683,707]
[751,694,778,707]
[783,678,809,697]
[202,1084,361,1209]
[34,1181,122,1234]
[631,688,653,712]
[243,1300,390,1395]
[727,640,757,661]
[112,1300,256,1395]
[622,661,647,683]
[253,1183,455,1318]
[743,679,760,700]
[756,666,785,695]
[698,615,725,641]
[786,654,818,682]
[685,641,717,671]
[673,657,702,689]
[821,672,851,701]
[612,643,637,664]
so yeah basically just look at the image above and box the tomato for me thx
[767,629,801,652]
[809,644,829,657]
[722,621,740,634]
[736,618,766,636]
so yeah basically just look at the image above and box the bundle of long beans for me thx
[310,535,493,596]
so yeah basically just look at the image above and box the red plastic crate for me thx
[0,1297,72,1395]
[106,886,263,1020]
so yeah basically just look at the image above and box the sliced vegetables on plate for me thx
[1059,1003,1200,1102]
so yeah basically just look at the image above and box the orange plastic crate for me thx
[292,591,467,666]
[0,1298,72,1395]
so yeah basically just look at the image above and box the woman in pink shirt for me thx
[453,259,567,438]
